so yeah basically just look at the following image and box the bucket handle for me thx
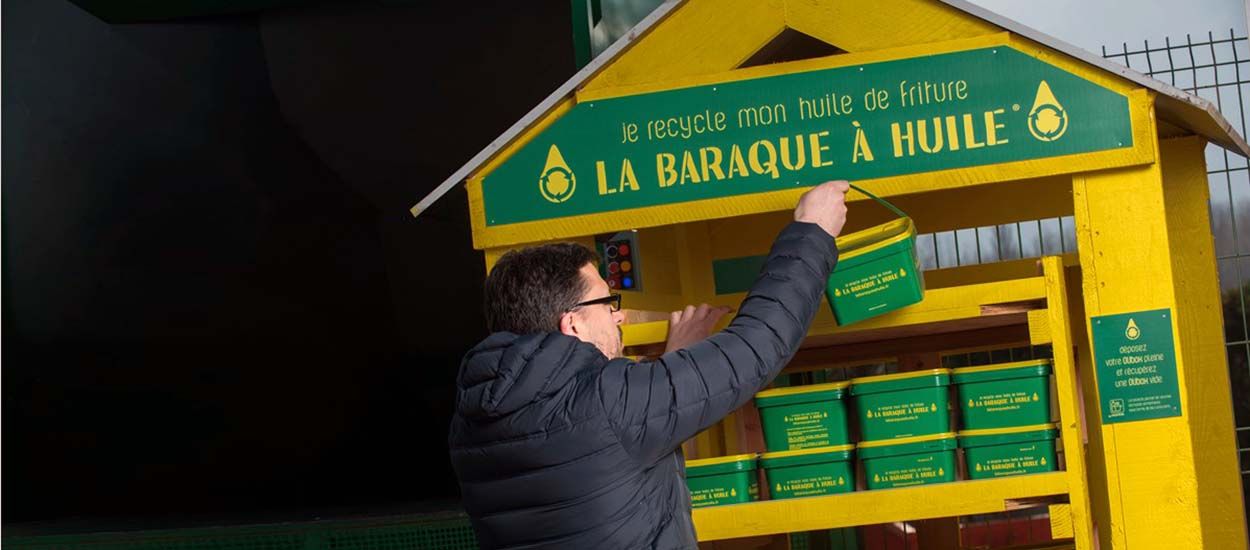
[847,183,908,220]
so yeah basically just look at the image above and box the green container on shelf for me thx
[755,381,851,452]
[953,359,1053,430]
[859,433,957,490]
[760,444,856,500]
[959,423,1059,480]
[685,454,759,508]
[851,369,952,441]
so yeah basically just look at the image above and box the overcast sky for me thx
[966,0,1246,55]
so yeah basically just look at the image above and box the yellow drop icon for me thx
[538,144,576,203]
[1032,393,1040,402]
[1028,80,1068,142]
[730,488,737,497]
[1126,318,1141,340]
[900,268,907,277]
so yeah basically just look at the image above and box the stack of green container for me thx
[952,359,1058,478]
[852,369,956,489]
[755,382,856,500]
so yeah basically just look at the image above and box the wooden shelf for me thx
[692,472,1069,541]
[622,275,1047,351]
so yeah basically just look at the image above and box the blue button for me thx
[622,277,634,288]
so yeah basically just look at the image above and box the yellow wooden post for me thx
[1072,135,1248,549]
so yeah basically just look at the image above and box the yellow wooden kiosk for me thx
[413,0,1250,547]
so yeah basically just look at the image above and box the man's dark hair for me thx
[484,243,600,334]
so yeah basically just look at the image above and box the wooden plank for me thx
[693,473,1069,541]
[1049,503,1075,540]
[1041,256,1095,550]
[1071,136,1248,549]
[1028,308,1052,346]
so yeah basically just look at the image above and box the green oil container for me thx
[851,369,951,441]
[858,433,957,490]
[755,382,851,452]
[684,454,759,507]
[826,185,924,326]
[959,423,1059,480]
[760,444,856,500]
[953,359,1053,430]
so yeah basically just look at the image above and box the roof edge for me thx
[411,0,1250,217]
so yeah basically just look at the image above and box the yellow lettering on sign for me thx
[809,131,833,167]
[656,153,677,188]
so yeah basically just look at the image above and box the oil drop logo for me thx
[1028,80,1068,142]
[1126,318,1141,340]
[538,144,576,203]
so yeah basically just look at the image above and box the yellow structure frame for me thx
[435,0,1250,548]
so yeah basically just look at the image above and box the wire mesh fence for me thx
[1100,29,1250,527]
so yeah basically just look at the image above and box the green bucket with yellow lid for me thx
[953,359,1053,430]
[959,423,1059,480]
[760,444,855,499]
[684,454,759,507]
[755,381,851,452]
[851,369,952,441]
[826,184,924,326]
[859,432,957,490]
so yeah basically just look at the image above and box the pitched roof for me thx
[411,0,1249,216]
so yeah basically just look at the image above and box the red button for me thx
[608,261,619,274]
[618,244,630,256]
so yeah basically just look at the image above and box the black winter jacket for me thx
[449,222,838,549]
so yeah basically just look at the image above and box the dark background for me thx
[3,0,576,526]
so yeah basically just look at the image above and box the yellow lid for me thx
[851,368,951,386]
[755,381,850,399]
[685,453,758,468]
[836,218,915,261]
[857,432,956,449]
[958,423,1058,437]
[950,359,1051,376]
[760,444,855,460]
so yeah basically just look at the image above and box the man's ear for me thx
[558,311,579,338]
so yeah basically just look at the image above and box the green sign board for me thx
[1091,308,1182,424]
[482,46,1133,226]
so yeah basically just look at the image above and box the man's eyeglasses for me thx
[569,293,621,312]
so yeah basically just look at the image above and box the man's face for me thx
[568,263,625,359]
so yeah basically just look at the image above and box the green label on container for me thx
[871,464,947,487]
[970,445,1051,476]
[482,46,1133,226]
[1091,308,1182,423]
[865,401,940,424]
[832,266,912,301]
[782,411,834,448]
[774,474,850,498]
[967,390,1040,412]
[690,482,758,507]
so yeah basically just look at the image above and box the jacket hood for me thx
[456,332,607,418]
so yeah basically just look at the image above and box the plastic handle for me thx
[847,183,909,220]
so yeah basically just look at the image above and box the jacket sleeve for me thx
[597,221,838,464]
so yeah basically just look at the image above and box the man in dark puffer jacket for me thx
[450,181,850,549]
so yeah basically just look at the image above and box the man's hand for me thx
[665,304,733,353]
[795,180,850,237]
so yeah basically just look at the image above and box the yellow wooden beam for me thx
[693,472,1069,541]
[1071,136,1248,549]
[1041,256,1096,549]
